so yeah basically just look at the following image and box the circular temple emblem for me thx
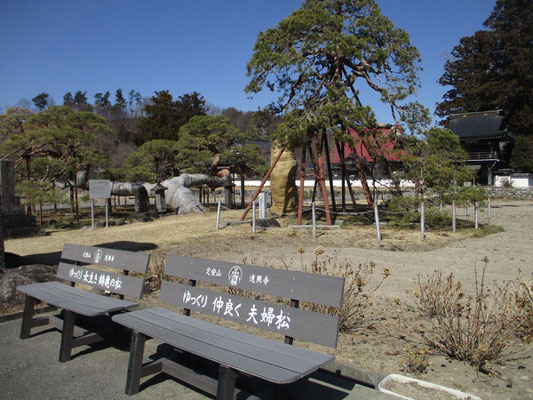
[94,249,103,264]
[228,265,243,286]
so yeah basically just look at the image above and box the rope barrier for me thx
[312,207,371,216]
[215,197,491,235]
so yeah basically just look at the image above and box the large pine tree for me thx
[246,0,424,207]
[436,0,533,136]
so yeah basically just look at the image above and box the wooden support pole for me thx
[307,140,332,226]
[240,173,246,208]
[323,133,337,213]
[341,162,346,211]
[311,178,318,202]
[345,172,357,211]
[335,140,347,212]
[297,145,307,226]
[348,141,374,209]
[241,144,287,221]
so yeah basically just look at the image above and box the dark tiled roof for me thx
[448,110,507,139]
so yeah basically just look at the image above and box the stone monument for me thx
[1,160,42,238]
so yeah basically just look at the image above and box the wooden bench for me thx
[112,254,345,399]
[17,243,150,362]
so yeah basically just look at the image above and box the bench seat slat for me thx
[113,308,333,384]
[19,281,137,310]
[147,307,333,365]
[33,280,136,306]
[18,282,109,316]
[18,281,138,316]
[114,312,299,384]
[137,307,328,372]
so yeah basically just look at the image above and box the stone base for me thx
[252,218,281,228]
[1,204,25,216]
[2,215,44,239]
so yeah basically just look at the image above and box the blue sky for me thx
[0,0,495,124]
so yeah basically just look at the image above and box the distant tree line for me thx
[2,0,530,224]
[436,0,533,172]
[1,88,269,218]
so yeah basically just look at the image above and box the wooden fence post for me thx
[216,200,221,230]
[374,203,381,243]
[312,202,317,238]
[91,199,95,230]
[487,197,491,225]
[475,202,479,230]
[452,200,456,233]
[252,201,256,234]
[420,201,425,240]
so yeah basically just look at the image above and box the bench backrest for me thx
[160,254,345,348]
[57,243,151,299]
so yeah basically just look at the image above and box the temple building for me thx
[448,110,511,185]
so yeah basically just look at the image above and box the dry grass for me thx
[414,260,529,371]
[4,210,227,256]
[512,270,533,343]
[297,246,389,332]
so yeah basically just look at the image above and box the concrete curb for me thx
[321,359,388,389]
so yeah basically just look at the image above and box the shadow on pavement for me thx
[5,241,158,268]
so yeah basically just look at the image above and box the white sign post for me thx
[89,179,111,229]
[258,192,267,219]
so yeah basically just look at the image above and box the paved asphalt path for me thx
[0,315,393,400]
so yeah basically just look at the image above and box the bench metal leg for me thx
[20,295,37,339]
[274,384,290,400]
[217,365,236,400]
[125,330,147,396]
[59,309,76,362]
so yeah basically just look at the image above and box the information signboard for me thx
[89,179,111,229]
[89,180,111,199]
